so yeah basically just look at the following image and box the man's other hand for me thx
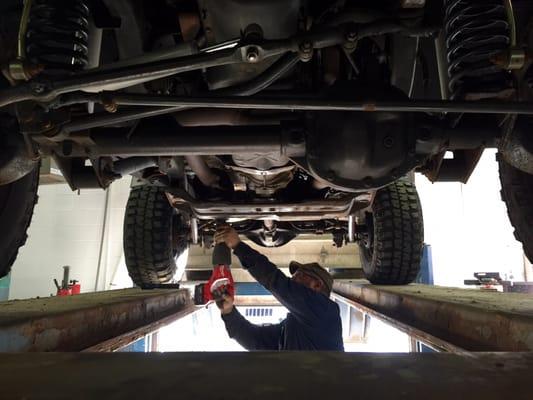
[216,294,234,315]
[214,225,241,249]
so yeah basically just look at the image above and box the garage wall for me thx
[416,150,526,287]
[8,178,132,300]
[187,238,360,270]
[93,178,132,291]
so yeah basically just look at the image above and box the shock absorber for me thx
[25,0,90,74]
[444,0,514,100]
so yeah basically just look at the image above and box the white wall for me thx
[93,178,132,291]
[417,149,526,287]
[9,178,131,299]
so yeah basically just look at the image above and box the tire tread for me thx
[0,166,39,278]
[498,157,533,262]
[360,179,424,285]
[123,186,186,286]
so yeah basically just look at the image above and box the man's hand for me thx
[214,225,241,249]
[216,294,234,315]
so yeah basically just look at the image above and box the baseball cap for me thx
[289,261,333,295]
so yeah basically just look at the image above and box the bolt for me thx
[344,22,358,46]
[244,23,264,41]
[31,82,47,94]
[383,135,395,149]
[346,31,357,42]
[246,47,260,63]
[103,101,118,113]
[298,41,314,62]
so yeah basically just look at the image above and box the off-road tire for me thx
[498,156,533,262]
[123,185,189,287]
[0,165,39,279]
[359,178,424,284]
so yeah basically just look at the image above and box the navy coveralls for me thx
[221,242,344,351]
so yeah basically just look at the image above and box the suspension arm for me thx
[57,53,301,134]
[0,47,241,108]
[76,93,533,115]
[0,27,346,108]
[0,19,437,109]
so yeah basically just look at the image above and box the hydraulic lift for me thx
[0,288,199,352]
[0,280,531,399]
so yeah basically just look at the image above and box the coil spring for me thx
[25,0,90,74]
[444,0,513,100]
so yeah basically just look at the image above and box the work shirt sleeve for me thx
[221,307,282,351]
[233,242,330,326]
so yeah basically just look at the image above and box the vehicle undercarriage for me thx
[1,0,532,286]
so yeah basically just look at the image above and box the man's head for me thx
[289,261,333,297]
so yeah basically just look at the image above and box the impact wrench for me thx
[194,242,235,306]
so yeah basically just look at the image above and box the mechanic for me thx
[214,225,344,351]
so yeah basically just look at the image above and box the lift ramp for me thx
[0,288,199,352]
[0,281,531,398]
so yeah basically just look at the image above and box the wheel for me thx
[358,178,424,285]
[123,185,189,287]
[0,164,39,278]
[498,156,533,262]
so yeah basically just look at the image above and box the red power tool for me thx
[194,242,235,305]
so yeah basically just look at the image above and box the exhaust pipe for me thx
[185,155,220,187]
